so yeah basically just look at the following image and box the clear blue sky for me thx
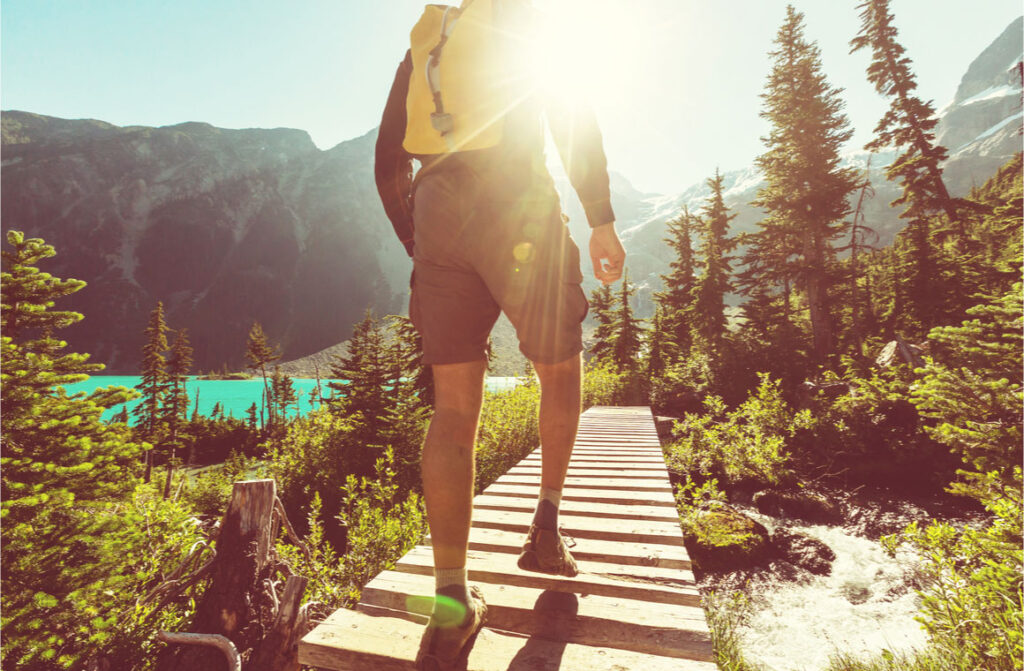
[3,1,1020,193]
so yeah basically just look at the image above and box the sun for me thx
[523,0,652,101]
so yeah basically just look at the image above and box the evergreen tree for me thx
[850,0,959,225]
[271,365,299,421]
[245,321,281,428]
[588,283,616,363]
[911,285,1023,504]
[389,314,433,409]
[655,208,697,357]
[842,160,880,354]
[644,304,674,379]
[610,269,644,370]
[1,231,144,668]
[747,5,859,364]
[162,327,193,497]
[245,402,259,432]
[693,170,736,352]
[134,302,170,482]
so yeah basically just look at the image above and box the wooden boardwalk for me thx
[299,406,715,670]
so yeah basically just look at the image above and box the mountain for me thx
[2,115,409,372]
[608,16,1022,312]
[936,16,1023,195]
[2,18,1019,373]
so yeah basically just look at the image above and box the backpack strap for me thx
[425,6,460,137]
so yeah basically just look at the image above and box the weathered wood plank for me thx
[471,507,685,547]
[480,484,679,509]
[299,607,716,671]
[392,546,698,605]
[357,570,712,660]
[494,474,676,494]
[450,526,693,570]
[471,494,681,523]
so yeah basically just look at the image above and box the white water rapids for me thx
[730,509,929,670]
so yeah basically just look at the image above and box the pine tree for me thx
[644,304,674,378]
[747,5,860,364]
[655,208,697,357]
[134,302,170,482]
[389,314,433,409]
[911,285,1023,504]
[271,365,299,421]
[245,322,281,428]
[850,0,959,225]
[588,283,616,363]
[162,327,193,497]
[610,269,644,370]
[1,231,144,667]
[693,170,736,352]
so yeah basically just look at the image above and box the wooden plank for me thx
[299,607,716,671]
[481,484,679,508]
[397,545,697,589]
[494,474,676,494]
[471,507,685,547]
[392,546,699,605]
[507,466,668,480]
[471,494,681,523]
[453,526,692,570]
[357,570,712,660]
[519,456,667,465]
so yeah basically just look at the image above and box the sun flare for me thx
[524,0,652,100]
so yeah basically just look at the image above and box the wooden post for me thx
[157,479,277,671]
[248,575,309,671]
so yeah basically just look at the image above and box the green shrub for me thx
[665,374,809,488]
[703,590,763,671]
[880,476,1022,670]
[910,285,1023,504]
[582,358,628,408]
[475,379,540,492]
[806,363,953,490]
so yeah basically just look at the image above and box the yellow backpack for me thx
[404,0,519,155]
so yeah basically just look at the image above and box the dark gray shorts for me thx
[409,164,587,365]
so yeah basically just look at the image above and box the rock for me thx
[771,528,836,576]
[682,505,774,574]
[875,336,926,368]
[752,489,841,524]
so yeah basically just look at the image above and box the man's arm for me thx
[546,99,625,284]
[374,50,416,257]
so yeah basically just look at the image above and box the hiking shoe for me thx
[517,524,579,577]
[415,585,488,671]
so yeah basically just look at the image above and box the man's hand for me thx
[589,222,625,285]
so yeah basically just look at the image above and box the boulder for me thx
[752,489,840,523]
[682,505,774,573]
[771,528,836,576]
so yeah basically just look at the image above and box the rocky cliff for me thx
[2,114,409,372]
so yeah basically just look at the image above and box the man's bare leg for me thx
[533,353,583,493]
[517,353,582,577]
[420,359,487,626]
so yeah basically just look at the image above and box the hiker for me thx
[374,1,625,668]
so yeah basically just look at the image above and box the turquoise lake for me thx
[64,376,521,423]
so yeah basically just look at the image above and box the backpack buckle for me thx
[430,112,454,135]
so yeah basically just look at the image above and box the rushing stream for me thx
[698,490,984,671]
[729,510,927,670]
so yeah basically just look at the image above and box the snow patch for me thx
[976,112,1024,141]
[960,84,1020,107]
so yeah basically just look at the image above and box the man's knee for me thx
[533,353,581,385]
[432,359,487,413]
